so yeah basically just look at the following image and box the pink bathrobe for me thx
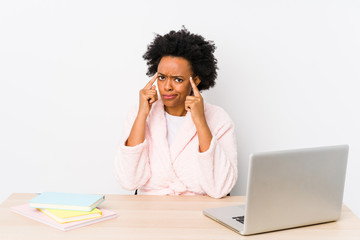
[114,99,238,198]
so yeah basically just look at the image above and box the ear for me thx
[194,76,201,86]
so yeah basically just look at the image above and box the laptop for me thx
[203,145,349,235]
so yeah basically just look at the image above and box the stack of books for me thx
[11,192,117,231]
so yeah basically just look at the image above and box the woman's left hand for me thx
[185,77,206,125]
[185,77,212,152]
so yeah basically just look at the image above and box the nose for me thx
[164,78,173,91]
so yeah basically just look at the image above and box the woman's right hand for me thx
[138,73,158,116]
[126,73,158,147]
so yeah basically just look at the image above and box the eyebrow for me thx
[158,73,185,78]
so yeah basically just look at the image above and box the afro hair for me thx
[143,27,218,91]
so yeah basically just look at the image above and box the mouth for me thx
[162,94,177,100]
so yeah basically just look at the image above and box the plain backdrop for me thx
[1,0,359,217]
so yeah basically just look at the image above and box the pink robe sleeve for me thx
[114,106,151,190]
[196,110,238,199]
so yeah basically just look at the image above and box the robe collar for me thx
[148,99,197,163]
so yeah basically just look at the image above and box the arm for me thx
[185,77,237,198]
[185,77,212,152]
[126,73,158,146]
[114,106,151,190]
[114,74,158,190]
[196,114,238,198]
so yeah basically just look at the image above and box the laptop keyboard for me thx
[232,216,245,224]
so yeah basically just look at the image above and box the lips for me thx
[162,94,177,100]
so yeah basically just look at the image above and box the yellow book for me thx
[39,208,102,223]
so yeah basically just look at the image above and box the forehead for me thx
[157,56,192,75]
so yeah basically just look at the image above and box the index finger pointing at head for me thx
[144,72,158,89]
[190,76,201,97]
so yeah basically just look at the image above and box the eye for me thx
[158,76,165,81]
[175,78,183,83]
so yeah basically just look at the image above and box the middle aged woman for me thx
[114,28,238,198]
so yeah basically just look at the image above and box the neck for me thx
[164,105,187,117]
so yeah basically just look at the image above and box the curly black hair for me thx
[143,27,218,91]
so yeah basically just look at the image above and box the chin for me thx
[162,100,180,108]
[163,102,177,108]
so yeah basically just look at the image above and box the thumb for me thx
[151,85,156,90]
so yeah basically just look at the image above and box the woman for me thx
[114,28,237,198]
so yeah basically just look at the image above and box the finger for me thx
[185,103,191,111]
[185,99,200,108]
[145,88,157,94]
[185,100,195,109]
[143,90,157,96]
[144,73,158,89]
[147,95,156,104]
[149,96,158,105]
[185,96,197,101]
[145,89,157,98]
[145,94,157,100]
[190,77,201,97]
[145,92,157,101]
[185,100,194,107]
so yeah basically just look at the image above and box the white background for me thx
[1,0,359,217]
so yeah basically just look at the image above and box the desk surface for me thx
[1,193,360,240]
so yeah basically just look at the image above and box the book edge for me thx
[11,205,117,232]
[39,209,102,223]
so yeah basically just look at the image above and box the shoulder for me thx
[204,102,235,129]
[204,101,232,120]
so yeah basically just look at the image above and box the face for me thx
[157,56,199,116]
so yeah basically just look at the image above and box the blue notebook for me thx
[29,192,105,211]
